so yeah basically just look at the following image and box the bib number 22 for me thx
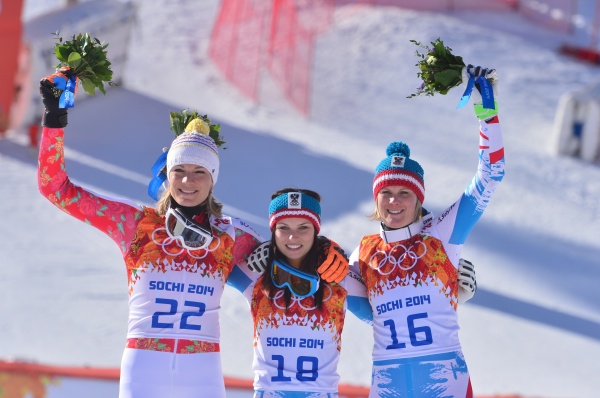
[152,298,206,330]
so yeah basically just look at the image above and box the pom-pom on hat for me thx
[166,119,220,183]
[269,192,321,233]
[373,141,425,203]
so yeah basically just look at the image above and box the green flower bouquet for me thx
[407,38,466,98]
[53,32,117,95]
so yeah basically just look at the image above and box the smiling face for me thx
[376,185,419,229]
[168,164,213,207]
[274,217,316,268]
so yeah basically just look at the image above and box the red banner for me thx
[209,0,334,116]
[0,0,24,134]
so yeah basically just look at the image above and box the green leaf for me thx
[169,111,186,136]
[80,78,97,96]
[434,69,461,87]
[55,45,70,62]
[67,52,82,69]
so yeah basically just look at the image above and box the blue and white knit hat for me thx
[373,141,425,203]
[166,131,220,184]
[269,191,321,233]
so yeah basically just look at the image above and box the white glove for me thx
[457,258,477,304]
[464,64,499,102]
[247,241,270,273]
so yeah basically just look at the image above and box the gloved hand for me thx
[457,258,477,304]
[247,241,270,274]
[463,64,498,96]
[316,236,349,284]
[39,67,74,128]
[465,65,499,120]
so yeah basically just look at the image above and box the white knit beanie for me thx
[166,128,220,184]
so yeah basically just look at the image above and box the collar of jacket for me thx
[379,212,433,244]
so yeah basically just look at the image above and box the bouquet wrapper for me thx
[54,74,78,109]
[457,71,495,110]
[46,69,78,109]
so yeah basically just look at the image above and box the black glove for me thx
[39,68,73,128]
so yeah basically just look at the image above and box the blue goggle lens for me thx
[271,259,320,298]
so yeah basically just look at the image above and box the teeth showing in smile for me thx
[287,245,301,249]
[388,210,402,214]
[181,189,196,194]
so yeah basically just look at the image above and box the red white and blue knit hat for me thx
[269,191,321,233]
[166,129,220,184]
[373,141,425,203]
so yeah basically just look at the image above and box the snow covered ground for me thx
[2,0,600,397]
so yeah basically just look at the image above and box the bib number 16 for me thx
[383,312,433,350]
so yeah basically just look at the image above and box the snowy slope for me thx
[1,1,600,397]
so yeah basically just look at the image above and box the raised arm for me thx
[442,68,505,246]
[37,69,143,255]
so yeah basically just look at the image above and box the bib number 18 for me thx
[271,355,319,382]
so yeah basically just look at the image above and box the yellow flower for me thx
[185,118,210,134]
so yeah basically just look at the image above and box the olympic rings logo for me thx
[263,284,333,311]
[369,241,427,275]
[151,227,221,259]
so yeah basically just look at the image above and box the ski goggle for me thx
[271,259,320,298]
[165,208,212,250]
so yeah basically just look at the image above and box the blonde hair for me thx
[369,200,423,225]
[155,189,223,218]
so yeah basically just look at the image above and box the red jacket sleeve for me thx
[37,127,143,255]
